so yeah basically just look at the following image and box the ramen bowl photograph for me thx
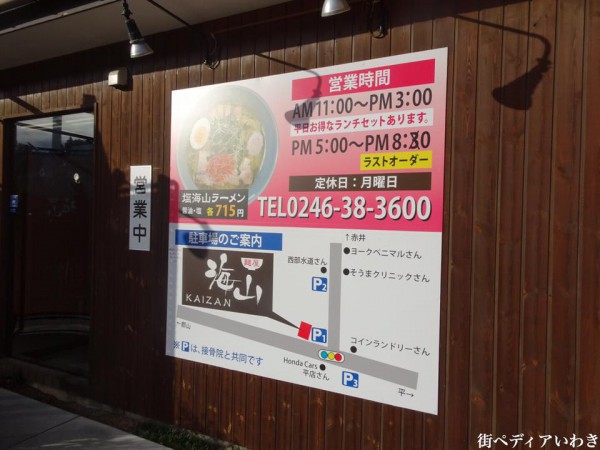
[176,85,278,203]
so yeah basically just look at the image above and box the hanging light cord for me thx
[122,0,130,20]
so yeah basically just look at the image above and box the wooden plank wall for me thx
[1,0,599,448]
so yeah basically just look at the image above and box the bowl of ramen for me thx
[176,85,278,203]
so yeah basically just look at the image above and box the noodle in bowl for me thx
[177,85,278,203]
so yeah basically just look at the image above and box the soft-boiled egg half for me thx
[246,130,264,156]
[190,117,211,150]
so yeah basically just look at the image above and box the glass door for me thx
[10,111,94,377]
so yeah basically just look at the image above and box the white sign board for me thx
[166,49,447,414]
[129,165,152,251]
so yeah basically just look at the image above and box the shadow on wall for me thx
[227,6,552,112]
[492,54,551,110]
[0,1,549,114]
[456,14,552,111]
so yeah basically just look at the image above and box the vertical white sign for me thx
[129,165,152,251]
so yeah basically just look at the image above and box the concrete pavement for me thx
[0,388,168,449]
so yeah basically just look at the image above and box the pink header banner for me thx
[169,49,447,233]
[291,59,436,101]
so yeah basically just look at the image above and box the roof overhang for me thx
[0,0,292,71]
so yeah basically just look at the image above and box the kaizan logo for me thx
[182,248,294,328]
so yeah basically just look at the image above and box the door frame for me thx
[0,106,97,368]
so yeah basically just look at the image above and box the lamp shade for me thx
[123,10,153,58]
[321,0,350,17]
[130,39,154,58]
